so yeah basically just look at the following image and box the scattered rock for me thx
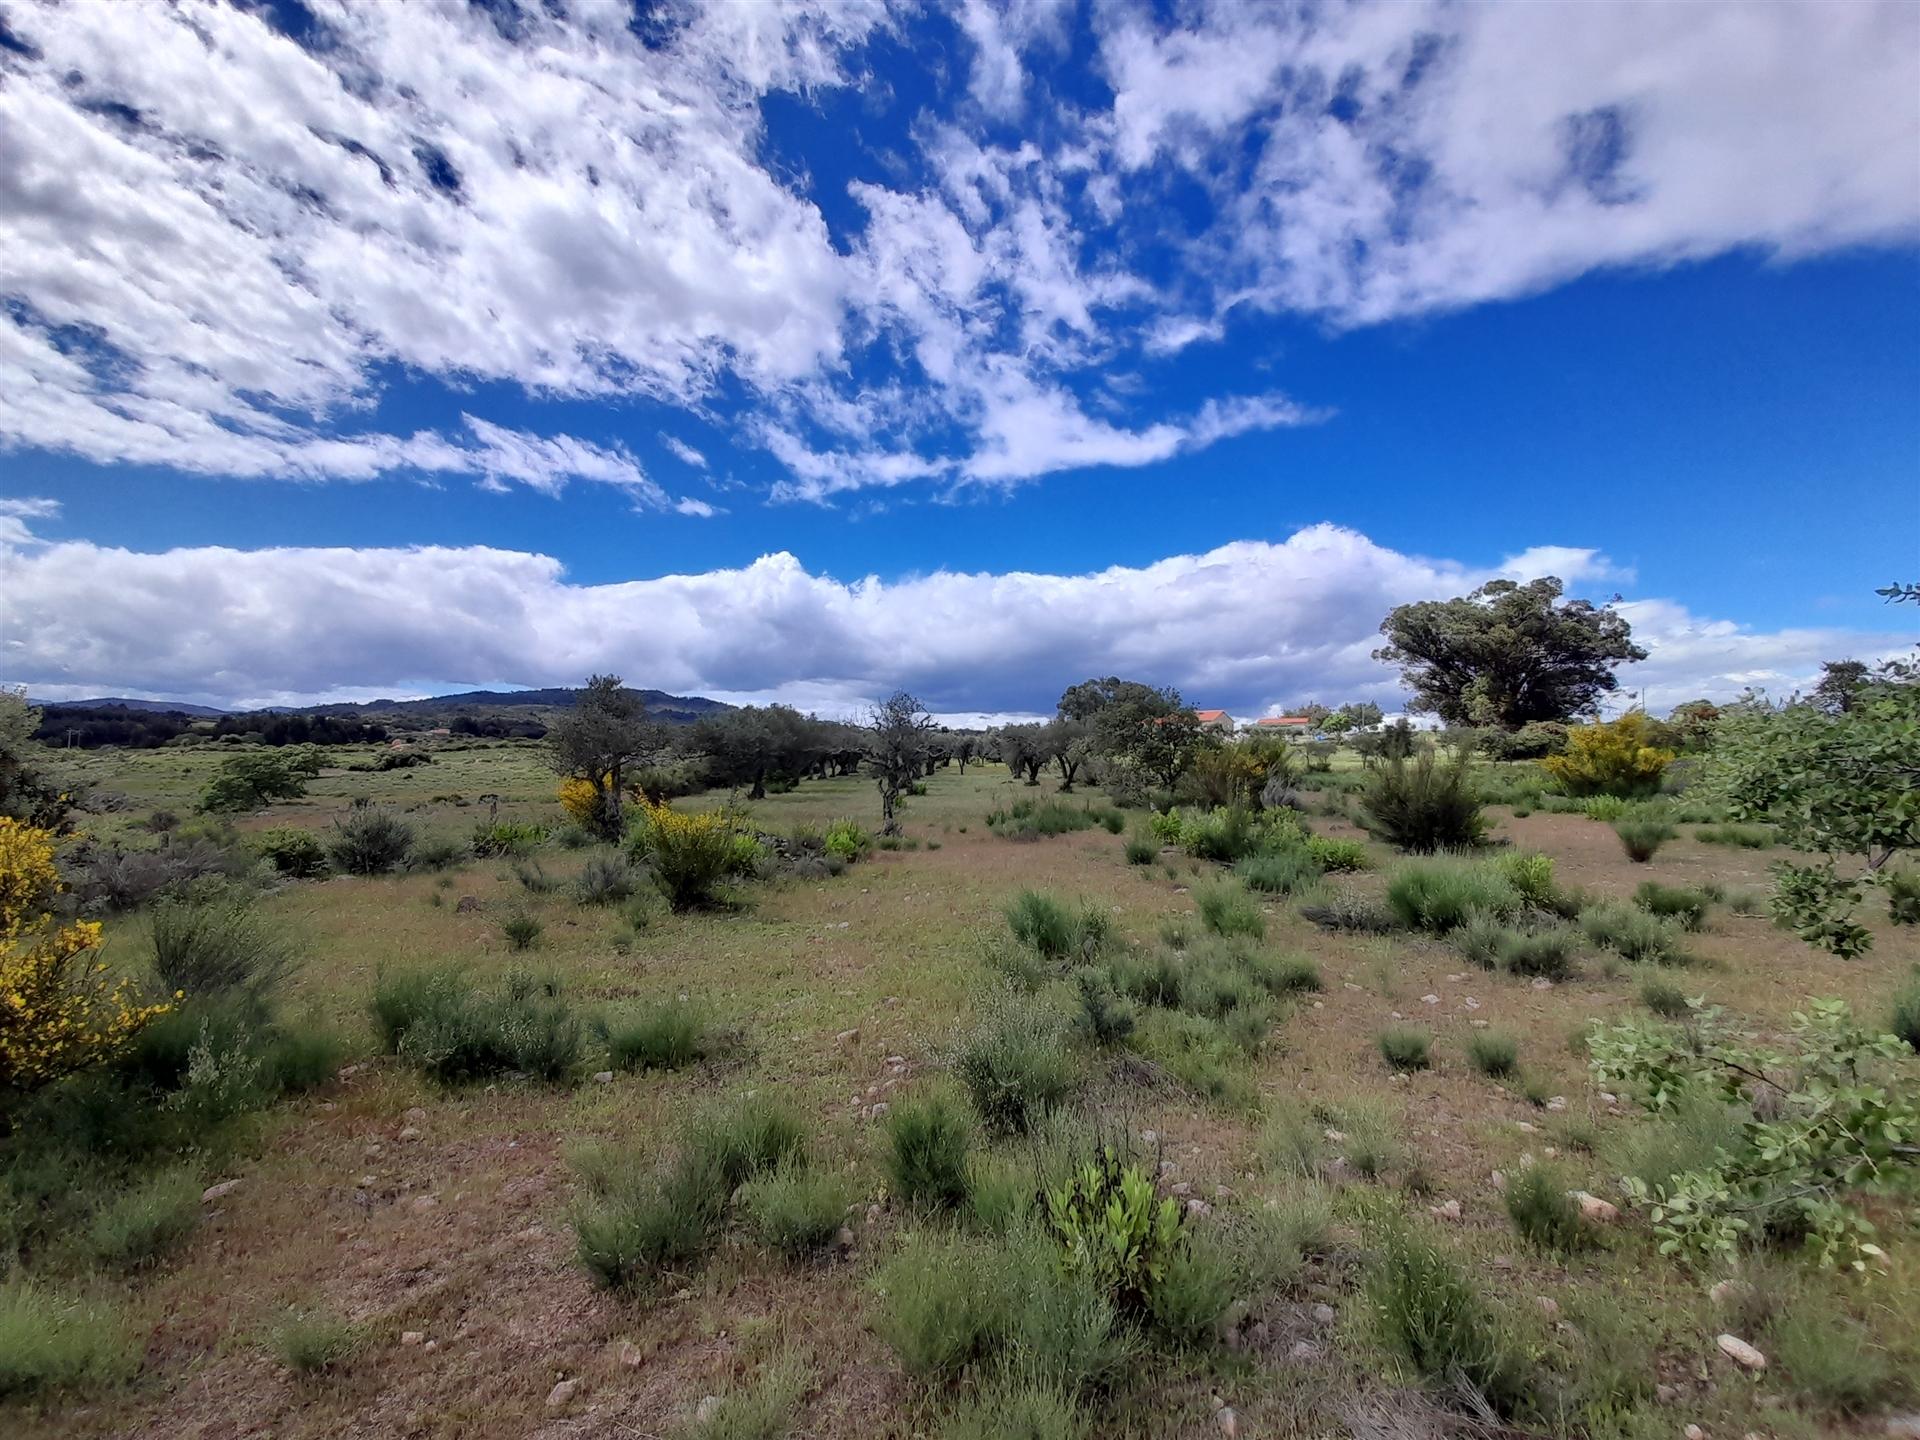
[619,1341,644,1368]
[1530,977,1555,990]
[1655,1384,1679,1406]
[403,1107,427,1123]
[1311,1303,1336,1327]
[1571,1191,1619,1223]
[423,1340,438,1353]
[454,896,482,913]
[1470,1017,1490,1028]
[1535,1297,1559,1319]
[592,1071,614,1084]
[400,1331,426,1347]
[1428,1200,1462,1222]
[835,1226,856,1252]
[1515,1121,1538,1133]
[1312,999,1324,1009]
[1463,997,1481,1010]
[1322,1129,1347,1143]
[1389,1072,1410,1084]
[1140,1129,1158,1145]
[868,1102,890,1120]
[1708,1278,1750,1307]
[356,1174,377,1188]
[546,1379,580,1410]
[1216,1406,1239,1438]
[1185,1198,1213,1217]
[1884,1414,1920,1438]
[834,1028,860,1047]
[1421,993,1440,1005]
[397,1126,422,1142]
[1491,1170,1507,1190]
[1545,1096,1568,1113]
[1599,1091,1619,1104]
[1716,1333,1767,1371]
[1684,1426,1706,1440]
[694,1396,721,1423]
[337,1063,367,1079]
[1289,1340,1321,1362]
[410,1195,438,1214]
[201,1180,241,1203]
[1171,1181,1192,1197]
[1213,1184,1231,1200]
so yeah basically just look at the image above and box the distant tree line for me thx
[34,705,390,749]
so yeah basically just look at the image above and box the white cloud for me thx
[5,511,1904,715]
[662,436,710,469]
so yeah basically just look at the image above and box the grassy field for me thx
[6,746,1918,1439]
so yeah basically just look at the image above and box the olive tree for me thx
[547,675,652,841]
[867,691,934,836]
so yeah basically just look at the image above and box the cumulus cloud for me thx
[2,0,1909,502]
[4,510,1904,715]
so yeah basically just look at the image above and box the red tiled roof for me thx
[1194,709,1229,722]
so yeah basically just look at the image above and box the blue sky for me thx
[2,0,1917,717]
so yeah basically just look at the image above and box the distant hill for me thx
[33,696,228,717]
[36,686,729,727]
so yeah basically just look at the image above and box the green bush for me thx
[407,835,465,872]
[1449,912,1580,980]
[1633,881,1710,930]
[0,1282,136,1397]
[1504,1165,1588,1251]
[939,1376,1086,1440]
[886,1094,973,1210]
[83,1166,201,1271]
[327,805,415,874]
[1466,1031,1518,1078]
[470,820,548,856]
[823,818,871,863]
[954,988,1078,1133]
[1040,1146,1184,1311]
[873,1231,1005,1377]
[678,1348,813,1440]
[1385,858,1519,932]
[149,885,298,1006]
[1638,975,1692,1019]
[499,911,543,951]
[1005,890,1110,967]
[1122,831,1157,865]
[1146,1225,1238,1347]
[1297,886,1399,933]
[253,827,328,878]
[685,1096,807,1190]
[1581,902,1691,965]
[1133,1011,1253,1107]
[595,999,709,1071]
[1378,1026,1432,1072]
[1195,881,1264,939]
[513,857,558,894]
[739,1162,852,1257]
[270,1310,361,1375]
[1071,969,1136,1047]
[1613,817,1676,863]
[1769,1294,1899,1415]
[1359,748,1488,853]
[572,852,636,906]
[574,1153,727,1289]
[1233,849,1319,895]
[371,967,581,1082]
[1882,868,1920,925]
[1366,1221,1529,1417]
[1305,835,1369,872]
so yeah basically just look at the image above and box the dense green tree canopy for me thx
[1375,577,1646,729]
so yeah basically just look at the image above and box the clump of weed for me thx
[1633,881,1710,930]
[953,988,1078,1134]
[678,1348,814,1439]
[327,805,415,875]
[1581,902,1691,965]
[0,1283,137,1397]
[270,1310,361,1375]
[1005,890,1110,967]
[1613,817,1676,863]
[1298,886,1398,934]
[1071,969,1136,1047]
[738,1162,853,1258]
[83,1167,201,1271]
[1466,1031,1518,1078]
[1694,823,1773,849]
[1195,881,1264,939]
[1504,1165,1589,1251]
[1123,832,1157,865]
[500,910,543,951]
[1450,911,1579,979]
[1358,748,1488,853]
[1234,849,1319,896]
[1385,858,1519,932]
[939,1375,1086,1440]
[595,999,709,1071]
[1378,1026,1432,1072]
[1890,969,1920,1052]
[1769,1292,1900,1415]
[149,884,297,1007]
[371,966,581,1082]
[573,852,637,906]
[1366,1220,1531,1416]
[886,1094,973,1210]
[1306,836,1369,872]
[1638,975,1692,1018]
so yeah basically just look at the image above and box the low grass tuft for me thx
[886,1093,973,1210]
[1377,1026,1433,1072]
[1465,1030,1518,1078]
[1195,880,1265,939]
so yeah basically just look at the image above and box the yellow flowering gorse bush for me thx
[1539,712,1677,798]
[1,817,168,1097]
[624,800,762,911]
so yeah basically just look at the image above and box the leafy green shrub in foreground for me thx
[0,1282,137,1398]
[1613,817,1677,863]
[594,999,709,1071]
[327,805,415,875]
[1385,858,1519,932]
[149,884,298,1006]
[887,1093,974,1210]
[1359,748,1487,853]
[1366,1220,1531,1417]
[954,988,1078,1134]
[254,827,328,878]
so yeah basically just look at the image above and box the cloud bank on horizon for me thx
[5,501,1909,718]
[0,0,1915,504]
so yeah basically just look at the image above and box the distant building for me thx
[1249,715,1316,739]
[1193,708,1235,736]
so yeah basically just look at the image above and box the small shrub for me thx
[1386,858,1518,932]
[1888,969,1920,1052]
[500,911,543,951]
[0,1282,136,1397]
[1466,1031,1518,1078]
[572,852,636,906]
[574,1157,726,1288]
[1882,868,1920,925]
[1613,817,1676,862]
[1259,1096,1328,1178]
[408,835,465,872]
[1451,916,1579,980]
[253,827,328,878]
[1298,886,1398,933]
[1770,1295,1899,1414]
[823,818,871,863]
[149,885,297,1005]
[679,1348,813,1439]
[326,805,415,875]
[373,967,581,1083]
[513,858,557,894]
[1504,1165,1588,1251]
[1581,902,1690,965]
[471,820,548,857]
[1305,835,1369,872]
[551,822,596,851]
[1071,969,1136,1047]
[1122,831,1157,865]
[1638,975,1692,1019]
[1145,1225,1237,1347]
[627,801,749,911]
[1233,849,1319,896]
[1366,1221,1529,1416]
[939,1375,1086,1440]
[686,1096,807,1189]
[1195,881,1264,939]
[1633,881,1709,930]
[1133,1011,1253,1107]
[887,1093,973,1209]
[1378,1026,1432,1072]
[1540,714,1675,798]
[954,988,1077,1133]
[83,1167,201,1270]
[1005,890,1109,966]
[739,1162,852,1257]
[595,1000,708,1071]
[1359,748,1488,853]
[270,1310,360,1375]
